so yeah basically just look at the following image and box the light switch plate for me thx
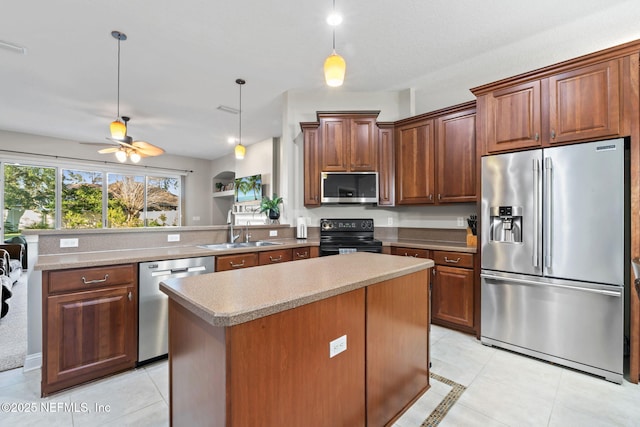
[329,335,347,358]
[60,238,79,248]
[167,234,180,242]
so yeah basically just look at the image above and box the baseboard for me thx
[23,352,41,372]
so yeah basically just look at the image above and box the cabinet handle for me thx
[429,194,433,201]
[438,194,441,201]
[551,130,556,139]
[444,256,461,264]
[403,252,419,258]
[269,255,283,263]
[296,251,309,259]
[128,291,132,301]
[229,260,246,268]
[81,274,109,285]
[535,132,539,141]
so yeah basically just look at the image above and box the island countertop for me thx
[160,252,433,327]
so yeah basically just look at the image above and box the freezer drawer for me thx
[481,271,623,383]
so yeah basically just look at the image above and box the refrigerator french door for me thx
[481,138,626,383]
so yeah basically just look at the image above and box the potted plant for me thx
[260,194,283,221]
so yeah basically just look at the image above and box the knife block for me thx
[466,228,477,247]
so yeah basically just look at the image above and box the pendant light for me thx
[110,31,127,139]
[324,0,346,87]
[235,78,246,160]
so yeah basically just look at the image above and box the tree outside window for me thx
[62,169,103,229]
[3,164,56,239]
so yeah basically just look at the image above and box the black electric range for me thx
[319,218,383,256]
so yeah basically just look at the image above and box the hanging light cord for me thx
[332,0,336,51]
[238,81,242,145]
[116,36,121,119]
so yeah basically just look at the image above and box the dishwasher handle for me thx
[150,265,208,277]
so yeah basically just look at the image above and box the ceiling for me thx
[1,0,639,160]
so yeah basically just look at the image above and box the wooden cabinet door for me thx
[436,109,476,203]
[350,117,377,171]
[320,117,349,171]
[547,59,621,144]
[302,122,320,206]
[486,80,542,153]
[396,120,435,204]
[44,284,137,394]
[216,253,258,271]
[432,265,474,329]
[377,123,395,206]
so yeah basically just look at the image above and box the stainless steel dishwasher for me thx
[138,256,215,364]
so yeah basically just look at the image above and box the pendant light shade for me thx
[235,143,246,159]
[235,78,246,160]
[324,0,345,87]
[324,50,346,87]
[110,119,126,139]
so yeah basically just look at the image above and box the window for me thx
[3,164,56,239]
[1,160,181,235]
[62,169,103,229]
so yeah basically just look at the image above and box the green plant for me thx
[259,194,283,216]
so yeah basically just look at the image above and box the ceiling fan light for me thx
[235,143,246,160]
[129,151,141,163]
[115,149,128,163]
[324,50,346,87]
[110,119,127,139]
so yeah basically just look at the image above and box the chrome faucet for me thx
[227,210,240,243]
[244,222,251,243]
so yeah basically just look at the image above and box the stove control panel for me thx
[320,218,374,232]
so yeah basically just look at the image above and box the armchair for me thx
[0,243,24,283]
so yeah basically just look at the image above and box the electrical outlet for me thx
[457,217,465,227]
[329,335,347,358]
[387,217,393,226]
[269,230,278,237]
[60,238,79,248]
[167,234,180,242]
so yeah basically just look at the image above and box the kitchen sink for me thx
[198,241,282,250]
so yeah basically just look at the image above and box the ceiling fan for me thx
[99,116,165,163]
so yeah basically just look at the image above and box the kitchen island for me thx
[160,252,433,427]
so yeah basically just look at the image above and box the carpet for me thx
[421,373,467,427]
[0,274,27,372]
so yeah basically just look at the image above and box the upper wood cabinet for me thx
[436,107,477,203]
[318,112,379,172]
[301,122,320,207]
[377,122,395,206]
[395,101,476,205]
[395,119,435,204]
[475,59,622,154]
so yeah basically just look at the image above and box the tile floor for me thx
[2,325,640,426]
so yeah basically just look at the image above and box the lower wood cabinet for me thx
[42,264,138,396]
[216,253,259,271]
[391,247,477,335]
[292,246,319,261]
[432,251,475,332]
[259,249,293,265]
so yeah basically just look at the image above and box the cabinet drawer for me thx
[292,246,318,261]
[259,249,293,265]
[48,264,136,294]
[216,253,258,271]
[391,247,430,259]
[433,251,473,268]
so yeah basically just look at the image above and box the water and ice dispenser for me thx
[489,206,522,243]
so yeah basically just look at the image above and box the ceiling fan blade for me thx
[132,141,165,156]
[80,141,116,147]
[106,136,135,149]
[98,147,121,154]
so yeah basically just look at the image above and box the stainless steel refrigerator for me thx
[481,138,627,383]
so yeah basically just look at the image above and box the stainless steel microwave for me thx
[321,172,379,204]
